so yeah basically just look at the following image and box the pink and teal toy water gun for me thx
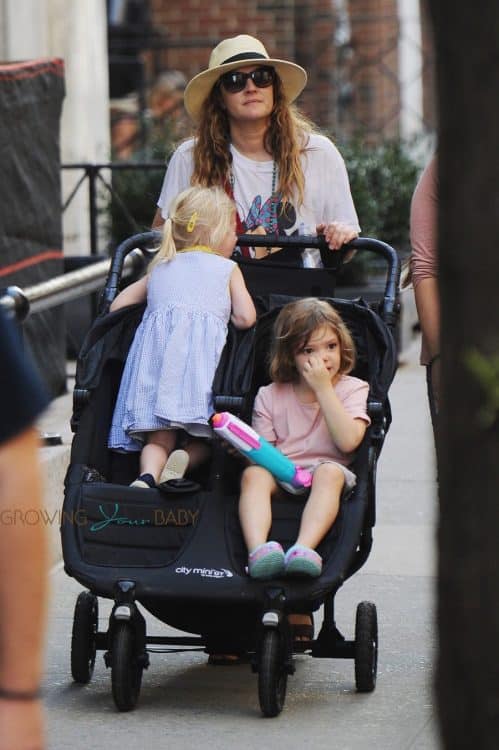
[211,411,312,491]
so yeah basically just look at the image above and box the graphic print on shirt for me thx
[243,194,297,235]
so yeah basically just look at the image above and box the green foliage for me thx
[340,139,422,252]
[464,348,499,429]
[107,123,178,247]
[108,163,166,244]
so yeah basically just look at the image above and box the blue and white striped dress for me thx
[108,250,235,450]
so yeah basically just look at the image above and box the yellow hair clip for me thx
[186,211,198,233]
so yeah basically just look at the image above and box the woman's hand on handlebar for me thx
[316,222,358,251]
[246,226,274,259]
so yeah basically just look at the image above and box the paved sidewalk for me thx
[39,335,440,749]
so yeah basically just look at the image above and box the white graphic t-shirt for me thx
[157,133,360,264]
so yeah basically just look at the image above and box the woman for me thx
[153,34,360,264]
[152,34,361,652]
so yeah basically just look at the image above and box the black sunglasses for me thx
[219,66,275,94]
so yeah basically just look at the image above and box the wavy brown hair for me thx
[191,73,317,207]
[269,298,356,383]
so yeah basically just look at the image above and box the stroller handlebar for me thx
[101,231,400,323]
[100,230,163,313]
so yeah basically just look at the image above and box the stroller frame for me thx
[63,232,400,716]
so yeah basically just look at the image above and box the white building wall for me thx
[0,0,110,256]
[397,0,424,141]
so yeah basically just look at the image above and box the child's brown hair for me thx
[269,298,356,382]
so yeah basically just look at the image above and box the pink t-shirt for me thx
[252,376,371,469]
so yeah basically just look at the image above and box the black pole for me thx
[88,165,98,256]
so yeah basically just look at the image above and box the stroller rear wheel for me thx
[354,601,378,692]
[258,629,288,717]
[111,622,143,711]
[71,591,98,684]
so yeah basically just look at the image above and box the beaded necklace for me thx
[228,160,279,235]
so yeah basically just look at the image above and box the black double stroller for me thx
[61,232,399,716]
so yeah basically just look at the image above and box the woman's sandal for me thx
[289,613,315,643]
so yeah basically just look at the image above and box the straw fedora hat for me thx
[184,34,307,121]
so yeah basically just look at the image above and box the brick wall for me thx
[294,0,337,127]
[347,0,400,142]
[420,0,437,132]
[148,0,336,128]
[142,0,434,141]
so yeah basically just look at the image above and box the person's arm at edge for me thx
[414,277,440,361]
[0,426,47,750]
[411,156,439,360]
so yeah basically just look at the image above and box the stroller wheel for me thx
[71,591,98,684]
[258,630,288,717]
[354,601,378,692]
[111,622,143,711]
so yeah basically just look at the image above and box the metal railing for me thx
[62,161,165,255]
[0,248,146,323]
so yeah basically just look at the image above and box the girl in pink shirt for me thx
[239,298,371,579]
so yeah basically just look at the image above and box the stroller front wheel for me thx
[258,629,288,717]
[354,601,378,692]
[71,591,98,684]
[111,622,143,711]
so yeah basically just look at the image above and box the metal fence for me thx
[62,162,165,256]
[330,0,436,144]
